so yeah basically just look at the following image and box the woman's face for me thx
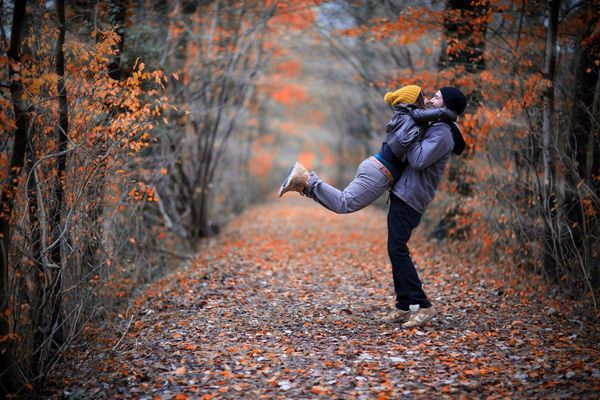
[427,90,445,108]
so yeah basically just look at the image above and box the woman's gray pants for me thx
[305,157,391,214]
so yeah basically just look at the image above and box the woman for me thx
[278,85,456,214]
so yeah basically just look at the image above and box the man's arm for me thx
[410,107,456,123]
[406,124,454,171]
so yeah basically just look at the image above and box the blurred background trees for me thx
[1,0,598,395]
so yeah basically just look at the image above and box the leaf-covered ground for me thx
[50,199,600,399]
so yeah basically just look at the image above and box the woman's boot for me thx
[278,161,309,197]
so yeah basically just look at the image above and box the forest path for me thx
[54,199,599,399]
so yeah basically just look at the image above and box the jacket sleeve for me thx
[406,123,454,171]
[410,107,457,123]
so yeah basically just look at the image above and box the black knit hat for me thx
[440,87,467,115]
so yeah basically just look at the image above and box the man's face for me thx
[426,90,445,109]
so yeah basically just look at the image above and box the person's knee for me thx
[388,243,409,258]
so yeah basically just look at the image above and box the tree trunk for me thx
[107,0,127,80]
[0,0,28,394]
[0,0,7,48]
[541,0,560,281]
[593,70,600,291]
[564,1,599,299]
[26,139,46,383]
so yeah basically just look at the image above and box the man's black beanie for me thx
[440,87,467,115]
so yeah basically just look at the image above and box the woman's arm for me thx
[410,107,457,123]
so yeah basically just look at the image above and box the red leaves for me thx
[270,83,307,105]
[273,60,301,78]
[269,1,316,31]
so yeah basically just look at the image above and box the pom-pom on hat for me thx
[440,87,467,115]
[384,85,422,106]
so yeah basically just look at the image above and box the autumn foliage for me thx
[1,0,290,393]
[0,1,172,393]
[1,0,599,397]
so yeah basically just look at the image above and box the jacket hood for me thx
[448,122,466,155]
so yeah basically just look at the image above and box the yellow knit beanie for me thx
[383,85,422,106]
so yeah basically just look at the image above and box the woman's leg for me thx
[305,158,390,214]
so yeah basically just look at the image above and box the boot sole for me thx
[278,163,297,197]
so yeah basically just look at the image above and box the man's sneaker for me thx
[401,306,437,328]
[383,308,411,323]
[278,161,309,197]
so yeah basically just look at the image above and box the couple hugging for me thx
[278,85,468,328]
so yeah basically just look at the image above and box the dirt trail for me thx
[52,199,600,399]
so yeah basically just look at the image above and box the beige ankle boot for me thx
[278,161,309,197]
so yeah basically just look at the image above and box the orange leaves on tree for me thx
[383,68,457,99]
[273,60,301,78]
[339,7,440,45]
[269,1,317,31]
[66,49,167,149]
[128,182,158,203]
[0,96,15,135]
[270,83,307,105]
[27,72,59,96]
[581,197,597,218]
[521,74,547,108]
[0,153,8,182]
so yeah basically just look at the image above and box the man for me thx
[386,87,467,328]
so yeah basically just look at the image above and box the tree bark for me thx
[107,0,127,80]
[26,138,46,383]
[0,0,28,394]
[541,0,561,280]
[564,1,599,298]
